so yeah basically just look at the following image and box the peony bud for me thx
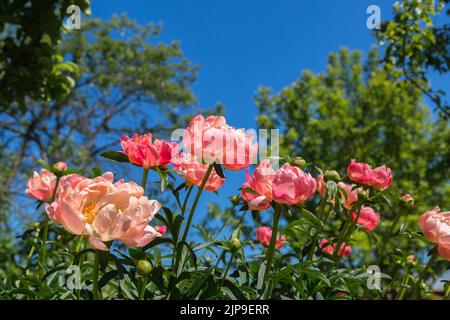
[357,189,369,201]
[230,237,242,250]
[136,260,153,276]
[33,222,40,229]
[292,157,307,168]
[400,194,414,207]
[324,170,340,182]
[52,161,68,173]
[406,255,417,266]
[229,195,240,206]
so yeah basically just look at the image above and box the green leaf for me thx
[99,270,118,289]
[213,162,226,178]
[100,151,129,163]
[257,261,266,291]
[298,208,322,227]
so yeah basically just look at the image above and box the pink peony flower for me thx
[155,225,167,236]
[256,226,285,249]
[369,165,393,191]
[182,114,257,170]
[272,163,316,206]
[347,159,373,185]
[316,174,326,198]
[26,169,57,202]
[351,206,380,231]
[347,159,393,191]
[173,152,225,192]
[418,207,450,261]
[120,133,177,169]
[241,160,276,211]
[320,238,352,257]
[338,182,360,210]
[45,172,161,251]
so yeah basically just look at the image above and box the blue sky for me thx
[89,1,449,234]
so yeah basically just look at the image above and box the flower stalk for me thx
[263,203,282,282]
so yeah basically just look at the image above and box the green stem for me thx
[180,186,193,223]
[334,205,362,264]
[171,186,194,268]
[221,254,234,283]
[40,175,61,271]
[213,250,226,272]
[377,213,401,265]
[50,176,61,202]
[397,266,410,300]
[263,203,282,282]
[27,226,40,265]
[307,199,327,261]
[139,276,148,300]
[40,218,50,266]
[141,168,149,190]
[333,218,351,260]
[198,211,246,264]
[173,164,214,274]
[410,251,438,299]
[180,164,214,244]
[444,283,450,298]
[92,250,100,300]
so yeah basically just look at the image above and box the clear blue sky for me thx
[89,1,449,231]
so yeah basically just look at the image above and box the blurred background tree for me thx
[256,48,449,213]
[0,15,206,281]
[252,0,449,287]
[0,0,91,112]
[376,0,449,118]
[0,0,448,293]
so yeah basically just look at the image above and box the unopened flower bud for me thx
[56,235,62,241]
[357,189,369,201]
[406,255,416,266]
[324,170,340,182]
[230,237,242,250]
[34,222,40,229]
[292,157,307,168]
[205,256,212,265]
[136,260,153,276]
[51,161,67,175]
[400,194,414,207]
[229,195,240,205]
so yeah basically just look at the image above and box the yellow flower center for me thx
[82,202,96,224]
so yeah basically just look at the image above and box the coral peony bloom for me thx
[256,226,285,249]
[369,165,393,191]
[316,174,326,198]
[173,153,225,191]
[347,159,393,190]
[320,238,352,257]
[272,163,316,206]
[347,159,373,185]
[26,169,57,202]
[351,206,380,231]
[45,172,161,251]
[418,207,450,260]
[120,133,177,169]
[155,225,167,236]
[241,160,276,211]
[182,114,257,170]
[338,182,360,210]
